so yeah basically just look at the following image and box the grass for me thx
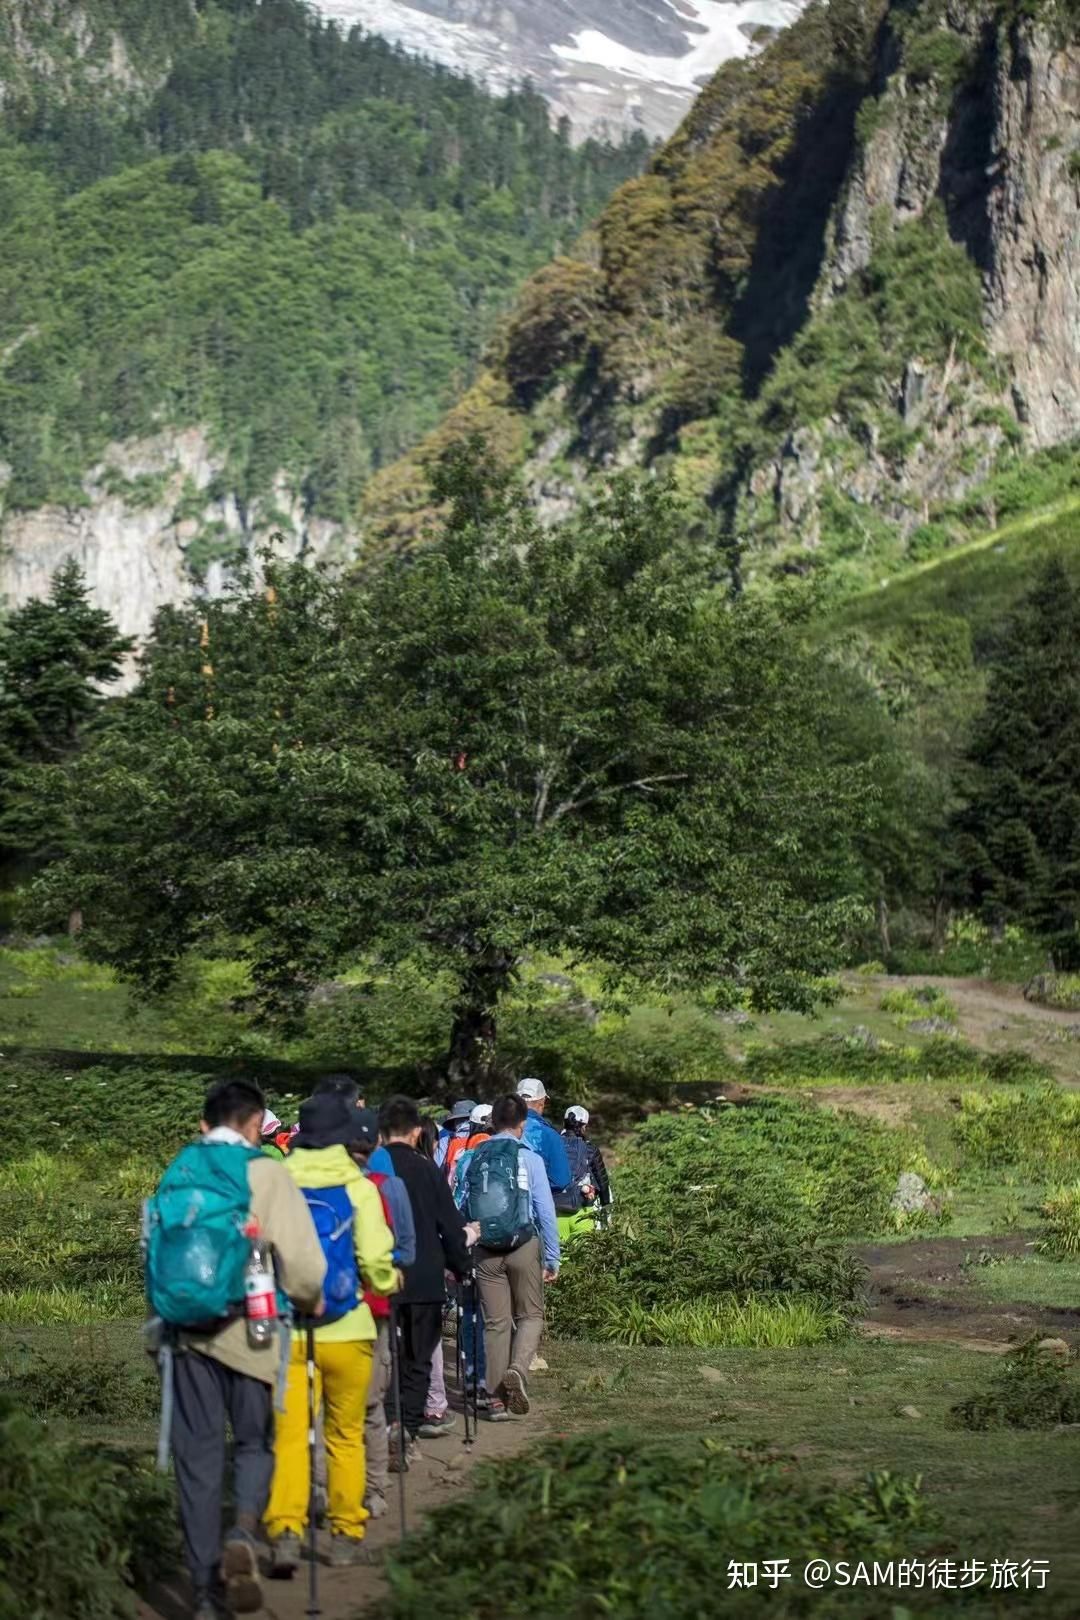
[595,1296,850,1348]
[952,1251,1080,1309]
[0,1283,143,1324]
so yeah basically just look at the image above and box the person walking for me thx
[559,1105,612,1241]
[264,1095,400,1573]
[435,1097,476,1173]
[379,1095,473,1463]
[462,1093,559,1423]
[145,1079,326,1620]
[516,1078,572,1197]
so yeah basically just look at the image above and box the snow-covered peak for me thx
[311,0,805,139]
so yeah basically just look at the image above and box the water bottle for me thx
[244,1221,277,1348]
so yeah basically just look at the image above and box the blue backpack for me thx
[301,1185,359,1324]
[144,1139,256,1330]
[463,1138,534,1253]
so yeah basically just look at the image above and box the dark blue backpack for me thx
[301,1185,359,1324]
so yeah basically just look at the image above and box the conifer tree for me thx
[953,557,1080,966]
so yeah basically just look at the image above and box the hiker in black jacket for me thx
[563,1105,612,1214]
[378,1095,473,1462]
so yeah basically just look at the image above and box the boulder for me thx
[890,1171,937,1216]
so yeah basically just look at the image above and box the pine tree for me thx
[0,561,133,864]
[953,557,1080,966]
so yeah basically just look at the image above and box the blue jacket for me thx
[523,1109,571,1194]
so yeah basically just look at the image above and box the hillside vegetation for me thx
[0,0,647,524]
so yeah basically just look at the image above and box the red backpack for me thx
[363,1171,394,1320]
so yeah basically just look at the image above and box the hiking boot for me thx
[269,1531,302,1579]
[221,1527,262,1615]
[364,1491,388,1520]
[501,1367,530,1416]
[418,1412,457,1438]
[191,1590,225,1620]
[388,1423,421,1471]
[484,1396,510,1422]
[330,1533,377,1568]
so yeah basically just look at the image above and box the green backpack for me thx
[144,1139,256,1330]
[463,1137,534,1253]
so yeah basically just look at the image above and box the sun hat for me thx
[517,1077,547,1101]
[443,1097,477,1123]
[291,1093,367,1150]
[565,1105,590,1126]
[261,1108,283,1136]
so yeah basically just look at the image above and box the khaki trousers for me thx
[475,1236,545,1397]
[363,1319,392,1500]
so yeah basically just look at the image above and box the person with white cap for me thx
[515,1077,572,1198]
[561,1106,612,1237]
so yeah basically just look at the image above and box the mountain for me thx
[0,0,647,642]
[363,0,1080,596]
[311,0,806,138]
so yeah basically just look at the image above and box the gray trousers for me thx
[171,1350,274,1590]
[364,1319,392,1500]
[475,1236,545,1397]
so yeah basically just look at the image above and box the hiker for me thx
[379,1095,474,1464]
[516,1076,572,1196]
[144,1078,326,1620]
[350,1110,416,1519]
[462,1093,559,1422]
[264,1093,400,1573]
[451,1104,494,1401]
[415,1117,456,1439]
[559,1105,612,1241]
[435,1096,476,1174]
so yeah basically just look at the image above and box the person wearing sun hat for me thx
[434,1097,477,1173]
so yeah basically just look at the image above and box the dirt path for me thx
[857,1234,1080,1352]
[138,1382,552,1620]
[879,972,1080,1034]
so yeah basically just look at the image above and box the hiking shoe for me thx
[330,1534,377,1568]
[484,1396,510,1422]
[388,1424,421,1471]
[364,1491,388,1520]
[221,1528,262,1614]
[501,1367,530,1416]
[269,1531,302,1579]
[191,1590,225,1620]
[418,1412,457,1438]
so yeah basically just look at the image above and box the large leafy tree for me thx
[0,560,132,866]
[36,455,875,1078]
[952,556,1080,967]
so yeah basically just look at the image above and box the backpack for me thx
[300,1185,359,1324]
[553,1132,591,1214]
[144,1140,256,1331]
[463,1137,534,1253]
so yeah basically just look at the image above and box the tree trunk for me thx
[447,949,514,1090]
[876,893,891,961]
[931,895,950,955]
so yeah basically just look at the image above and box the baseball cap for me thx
[517,1077,547,1102]
[470,1103,492,1125]
[565,1105,590,1126]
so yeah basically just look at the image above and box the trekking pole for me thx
[305,1322,321,1619]
[456,1279,472,1451]
[469,1273,481,1445]
[389,1301,408,1542]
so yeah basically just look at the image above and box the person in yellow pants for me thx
[265,1095,399,1571]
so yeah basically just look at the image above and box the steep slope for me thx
[363,0,1080,594]
[0,0,647,639]
[312,0,806,139]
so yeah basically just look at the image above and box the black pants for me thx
[171,1350,274,1591]
[395,1301,443,1439]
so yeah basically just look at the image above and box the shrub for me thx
[0,1392,178,1618]
[951,1341,1080,1431]
[378,1431,933,1619]
[744,1034,1052,1086]
[1025,972,1080,1011]
[954,1087,1080,1174]
[1,1337,158,1421]
[1037,1184,1080,1257]
[879,986,956,1022]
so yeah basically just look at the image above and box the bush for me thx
[378,1432,933,1619]
[879,986,956,1022]
[0,1337,158,1421]
[1025,972,1080,1011]
[1037,1184,1080,1256]
[954,1087,1080,1174]
[951,1341,1080,1431]
[0,1392,178,1618]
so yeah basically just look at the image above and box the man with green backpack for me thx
[144,1079,326,1620]
[460,1093,560,1422]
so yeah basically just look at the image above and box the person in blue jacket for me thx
[515,1077,571,1195]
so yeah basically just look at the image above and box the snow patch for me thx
[552,0,803,89]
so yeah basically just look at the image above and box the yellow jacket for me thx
[286,1145,398,1341]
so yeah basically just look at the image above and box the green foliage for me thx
[951,1341,1080,1431]
[0,0,647,514]
[953,1086,1080,1175]
[952,557,1080,966]
[591,1295,849,1349]
[878,985,956,1021]
[32,461,876,1072]
[1037,1183,1080,1256]
[742,1033,1051,1085]
[1024,971,1080,1010]
[1,1334,157,1420]
[0,1391,178,1618]
[378,1430,932,1619]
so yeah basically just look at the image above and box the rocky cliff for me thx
[362,0,1080,586]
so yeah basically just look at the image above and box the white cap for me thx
[470,1103,492,1125]
[517,1077,547,1102]
[261,1108,282,1135]
[565,1105,590,1126]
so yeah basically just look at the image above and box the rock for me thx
[890,1172,937,1216]
[1034,1337,1071,1361]
[846,1025,879,1050]
[537,972,577,991]
[717,1009,752,1026]
[529,1355,549,1373]
[442,1454,468,1472]
[897,1405,923,1420]
[563,995,598,1027]
[907,1017,960,1037]
[699,1365,729,1384]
